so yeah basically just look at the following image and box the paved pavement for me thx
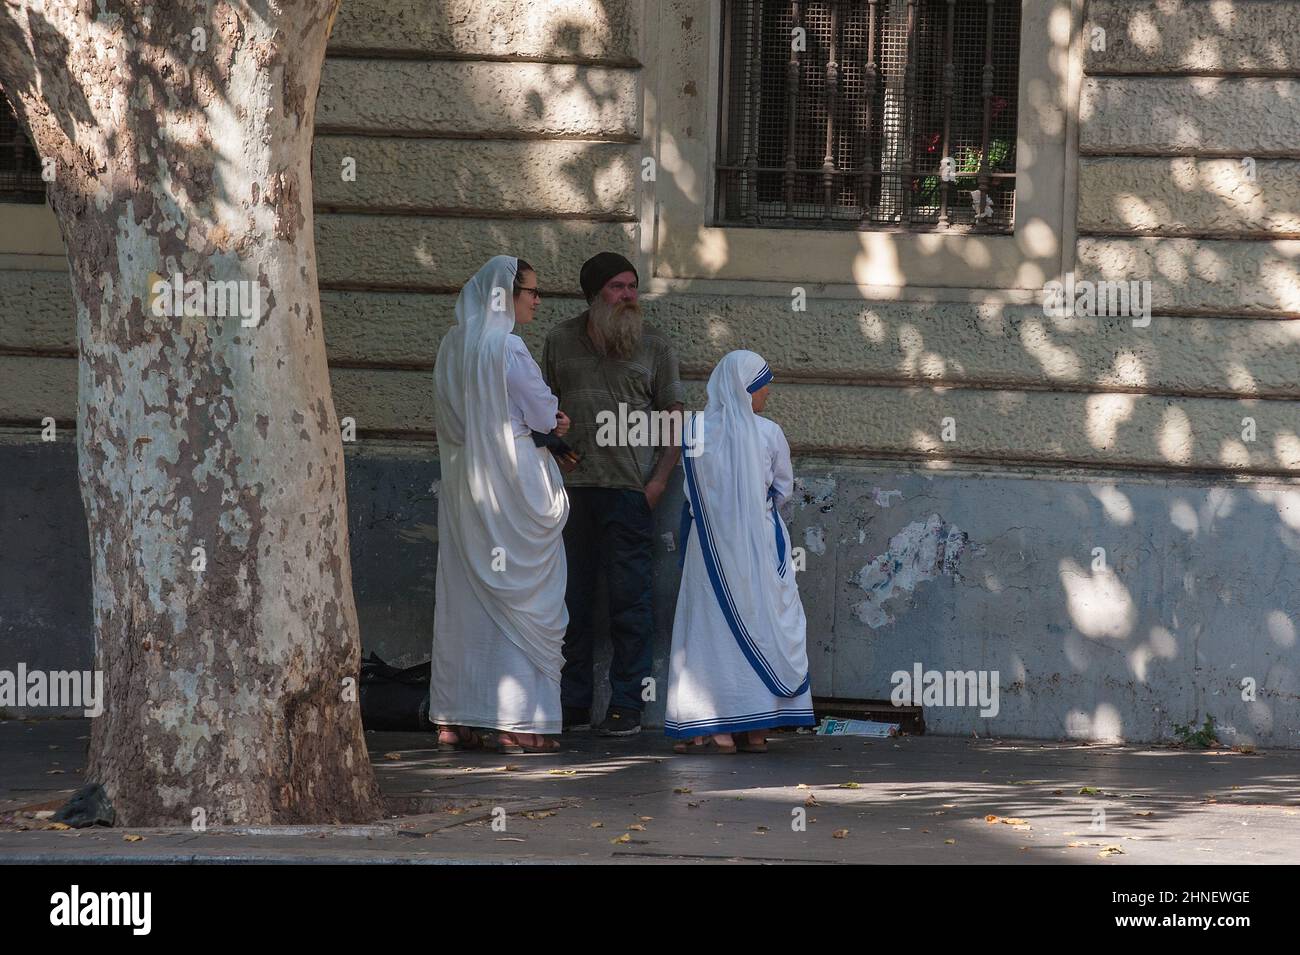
[2,719,1296,863]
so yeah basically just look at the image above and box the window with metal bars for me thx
[0,94,46,204]
[716,0,1020,232]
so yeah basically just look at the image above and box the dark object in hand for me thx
[531,430,580,470]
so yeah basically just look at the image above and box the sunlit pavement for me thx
[2,719,1297,863]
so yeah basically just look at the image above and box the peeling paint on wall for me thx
[852,514,971,629]
[793,476,836,512]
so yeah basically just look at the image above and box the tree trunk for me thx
[0,1,383,824]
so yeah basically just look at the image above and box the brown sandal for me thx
[497,733,562,754]
[674,737,737,755]
[436,725,484,751]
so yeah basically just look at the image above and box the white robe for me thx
[666,372,814,738]
[430,259,569,734]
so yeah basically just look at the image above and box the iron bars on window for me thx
[716,0,1020,232]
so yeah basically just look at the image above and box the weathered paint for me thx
[9,439,1297,747]
[851,515,974,630]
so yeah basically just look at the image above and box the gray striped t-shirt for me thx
[542,311,685,491]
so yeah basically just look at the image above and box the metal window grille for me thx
[717,0,1020,232]
[0,94,47,204]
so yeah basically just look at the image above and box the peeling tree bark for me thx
[0,1,382,824]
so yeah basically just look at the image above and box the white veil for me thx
[682,350,809,697]
[434,255,568,679]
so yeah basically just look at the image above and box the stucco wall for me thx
[2,0,1298,742]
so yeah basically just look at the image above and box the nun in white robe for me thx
[665,350,815,742]
[430,255,569,738]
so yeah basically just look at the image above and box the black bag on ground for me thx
[358,652,434,731]
[52,783,116,828]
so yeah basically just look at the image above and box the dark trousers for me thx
[561,487,655,714]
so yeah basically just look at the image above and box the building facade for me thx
[2,0,1298,744]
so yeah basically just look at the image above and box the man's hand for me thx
[644,477,667,510]
[554,411,571,438]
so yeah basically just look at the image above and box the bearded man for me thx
[542,252,685,736]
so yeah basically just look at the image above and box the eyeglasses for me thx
[517,286,542,299]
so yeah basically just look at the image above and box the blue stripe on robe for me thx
[681,443,810,699]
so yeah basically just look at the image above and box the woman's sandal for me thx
[497,733,562,755]
[436,726,484,751]
[735,737,769,753]
[673,737,737,755]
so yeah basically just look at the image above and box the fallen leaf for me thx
[611,833,631,844]
[1078,787,1101,795]
[639,816,654,821]
[944,839,956,845]
[383,752,403,760]
[838,782,861,789]
[833,829,849,839]
[548,769,577,776]
[795,784,809,790]
[46,769,65,775]
[674,787,692,794]
[985,814,1001,824]
[45,822,71,831]
[589,821,604,828]
[1002,817,1030,826]
[687,802,700,809]
[499,765,521,772]
[804,795,819,807]
[1134,810,1154,817]
[522,810,556,820]
[1098,845,1125,857]
[123,834,144,842]
[629,824,646,831]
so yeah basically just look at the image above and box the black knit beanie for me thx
[579,251,639,303]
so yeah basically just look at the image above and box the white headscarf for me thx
[682,350,809,697]
[434,255,568,678]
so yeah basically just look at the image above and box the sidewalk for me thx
[2,719,1296,863]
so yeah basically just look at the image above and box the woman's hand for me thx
[554,411,571,438]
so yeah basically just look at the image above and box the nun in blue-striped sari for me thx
[666,350,814,754]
